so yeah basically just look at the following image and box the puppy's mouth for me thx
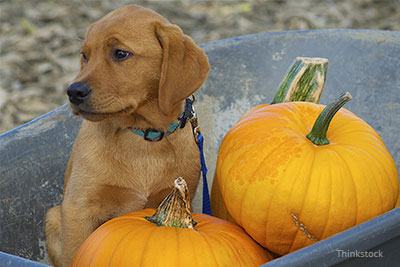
[70,104,135,120]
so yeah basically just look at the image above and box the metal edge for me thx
[0,104,71,139]
[199,29,400,50]
[262,207,400,266]
[0,251,50,267]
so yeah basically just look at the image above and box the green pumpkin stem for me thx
[145,177,197,228]
[306,92,352,146]
[271,57,328,104]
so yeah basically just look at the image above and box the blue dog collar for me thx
[128,97,194,141]
[128,96,212,215]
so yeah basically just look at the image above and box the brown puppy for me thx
[45,5,209,267]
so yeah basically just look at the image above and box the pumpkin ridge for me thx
[298,149,334,243]
[249,134,292,179]
[238,173,252,227]
[338,135,398,182]
[257,132,301,180]
[330,111,378,132]
[138,226,159,266]
[315,149,346,239]
[337,142,397,204]
[224,228,268,264]
[365,141,399,199]
[207,229,244,266]
[175,222,198,267]
[233,136,298,228]
[161,227,180,265]
[106,224,144,266]
[220,153,246,223]
[355,146,387,217]
[258,144,308,250]
[235,111,285,127]
[224,104,312,154]
[258,142,311,251]
[329,127,379,139]
[197,230,221,266]
[224,128,284,155]
[327,146,359,229]
[364,138,396,161]
[286,146,317,253]
[225,126,304,160]
[287,103,327,135]
[317,154,334,239]
[333,145,388,223]
[317,149,336,240]
[202,217,273,264]
[174,228,180,266]
[228,118,288,145]
[236,102,307,129]
[88,220,136,266]
[79,223,115,265]
[73,224,104,265]
[346,145,394,213]
[279,103,321,133]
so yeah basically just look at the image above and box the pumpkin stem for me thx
[271,57,328,104]
[145,177,196,228]
[306,92,352,146]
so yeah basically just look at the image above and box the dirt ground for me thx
[0,0,399,134]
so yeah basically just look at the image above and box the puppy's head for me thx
[68,5,209,122]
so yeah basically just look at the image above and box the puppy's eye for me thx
[81,52,88,62]
[112,49,132,61]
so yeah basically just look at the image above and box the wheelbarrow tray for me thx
[1,29,400,266]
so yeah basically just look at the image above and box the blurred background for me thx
[0,0,399,134]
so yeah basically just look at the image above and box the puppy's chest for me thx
[100,135,197,191]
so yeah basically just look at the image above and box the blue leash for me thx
[188,96,212,215]
[196,133,211,215]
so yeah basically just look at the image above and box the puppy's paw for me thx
[45,205,62,267]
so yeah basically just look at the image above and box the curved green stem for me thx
[306,92,352,146]
[271,57,328,104]
[145,177,197,228]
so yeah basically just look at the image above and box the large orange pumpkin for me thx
[72,178,273,266]
[215,92,399,255]
[212,57,328,223]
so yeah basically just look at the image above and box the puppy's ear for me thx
[155,22,210,115]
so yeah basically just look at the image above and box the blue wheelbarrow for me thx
[1,29,400,266]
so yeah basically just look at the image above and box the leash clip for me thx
[189,97,201,144]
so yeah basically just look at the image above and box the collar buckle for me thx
[129,95,197,142]
[143,128,164,141]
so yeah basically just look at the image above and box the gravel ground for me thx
[1,0,399,134]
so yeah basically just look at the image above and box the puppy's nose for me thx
[67,82,92,105]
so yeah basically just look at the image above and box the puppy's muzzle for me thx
[67,82,92,105]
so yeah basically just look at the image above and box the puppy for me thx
[45,5,209,267]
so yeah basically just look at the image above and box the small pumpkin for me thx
[72,178,273,267]
[215,92,399,255]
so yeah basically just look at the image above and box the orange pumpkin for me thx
[72,178,273,266]
[212,57,328,223]
[215,92,399,255]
